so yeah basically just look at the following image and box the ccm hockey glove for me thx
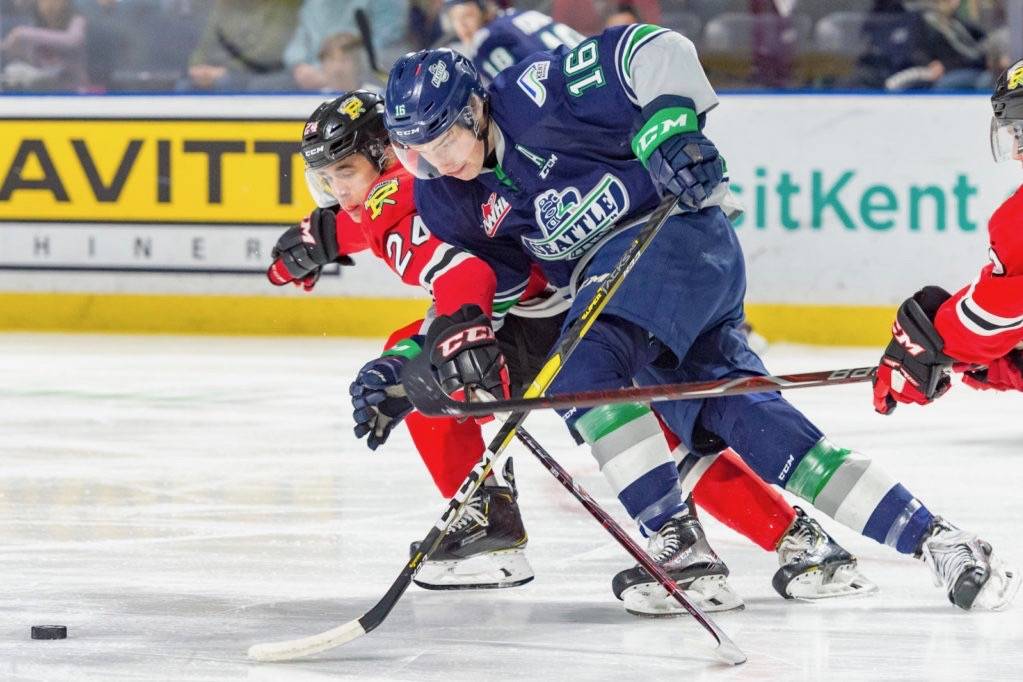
[873,286,954,415]
[632,95,724,211]
[961,349,1023,392]
[267,207,354,291]
[350,338,422,451]
[426,304,509,401]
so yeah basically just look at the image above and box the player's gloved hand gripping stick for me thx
[249,197,746,666]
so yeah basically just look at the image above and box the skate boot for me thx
[773,507,878,600]
[918,518,1020,611]
[412,480,534,590]
[611,513,743,616]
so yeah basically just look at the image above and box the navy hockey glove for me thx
[267,207,354,291]
[426,304,509,401]
[632,95,724,211]
[349,339,422,451]
[872,286,954,415]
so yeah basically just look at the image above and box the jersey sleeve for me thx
[381,212,497,317]
[363,171,497,316]
[934,185,1023,364]
[615,24,718,113]
[335,209,370,255]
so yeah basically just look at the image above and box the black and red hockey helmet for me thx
[990,60,1023,162]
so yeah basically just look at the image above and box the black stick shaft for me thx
[513,428,745,664]
[410,366,879,418]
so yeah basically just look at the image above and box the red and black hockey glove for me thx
[267,207,354,291]
[426,304,510,403]
[872,286,954,415]
[961,349,1023,392]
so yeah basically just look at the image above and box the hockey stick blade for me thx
[406,365,880,418]
[248,619,366,662]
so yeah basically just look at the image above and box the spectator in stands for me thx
[284,0,408,92]
[184,0,300,91]
[553,0,660,36]
[408,0,446,50]
[318,32,370,93]
[1,0,87,91]
[885,0,987,91]
[605,3,642,28]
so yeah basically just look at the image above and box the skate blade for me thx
[786,564,879,601]
[413,549,535,591]
[622,575,745,616]
[972,559,1021,611]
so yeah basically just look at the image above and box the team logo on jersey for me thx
[428,60,450,88]
[339,96,365,121]
[481,192,511,237]
[365,178,400,220]
[516,60,550,107]
[526,173,630,261]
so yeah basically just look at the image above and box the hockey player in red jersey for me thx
[874,62,1023,409]
[871,62,1023,610]
[269,90,874,609]
[268,91,538,590]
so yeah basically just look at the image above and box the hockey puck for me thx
[31,625,67,640]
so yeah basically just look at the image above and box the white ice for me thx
[0,333,1021,681]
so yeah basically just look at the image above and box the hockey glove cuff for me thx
[872,286,954,415]
[426,304,510,402]
[632,95,724,211]
[350,337,423,451]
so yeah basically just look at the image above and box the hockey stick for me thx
[354,8,388,80]
[248,198,680,662]
[405,365,880,418]
[512,425,746,665]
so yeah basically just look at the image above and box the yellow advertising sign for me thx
[0,119,309,224]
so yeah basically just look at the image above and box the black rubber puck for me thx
[31,625,67,640]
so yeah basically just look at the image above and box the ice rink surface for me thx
[1,333,1021,681]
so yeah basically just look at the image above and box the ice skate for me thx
[918,518,1020,611]
[611,514,743,616]
[412,481,534,590]
[773,507,878,600]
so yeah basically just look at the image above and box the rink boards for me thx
[0,94,1018,344]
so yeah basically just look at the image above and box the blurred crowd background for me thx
[0,0,1015,94]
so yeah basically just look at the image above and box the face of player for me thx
[447,3,486,46]
[407,123,486,181]
[315,154,381,221]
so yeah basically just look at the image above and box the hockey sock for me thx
[574,403,687,536]
[784,439,934,554]
[404,411,487,499]
[697,392,934,555]
[654,408,796,550]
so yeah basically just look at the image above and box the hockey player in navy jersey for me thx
[383,26,1019,611]
[443,0,583,81]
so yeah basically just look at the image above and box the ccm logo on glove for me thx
[436,325,495,356]
[892,321,925,357]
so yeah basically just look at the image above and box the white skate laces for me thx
[649,523,682,562]
[450,495,489,533]
[920,523,1020,610]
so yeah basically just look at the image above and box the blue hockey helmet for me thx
[384,49,488,179]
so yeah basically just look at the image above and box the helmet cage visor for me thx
[389,95,484,179]
[990,116,1023,163]
[304,167,340,208]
